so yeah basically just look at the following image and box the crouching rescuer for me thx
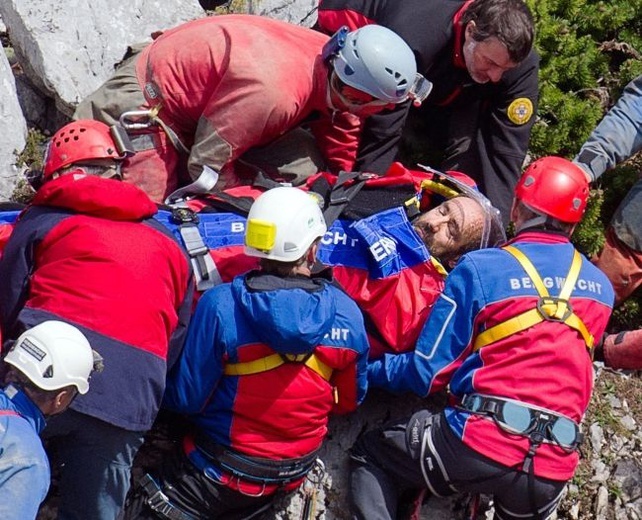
[349,157,614,520]
[125,187,369,519]
[0,321,100,520]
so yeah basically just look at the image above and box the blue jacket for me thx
[0,385,49,520]
[164,271,369,460]
[368,232,614,480]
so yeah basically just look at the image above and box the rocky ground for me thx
[37,364,642,519]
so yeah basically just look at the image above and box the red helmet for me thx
[515,156,589,223]
[43,120,123,178]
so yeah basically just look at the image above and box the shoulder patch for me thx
[507,98,534,125]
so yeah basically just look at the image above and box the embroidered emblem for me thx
[507,97,533,125]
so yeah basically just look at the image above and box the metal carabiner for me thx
[119,109,157,131]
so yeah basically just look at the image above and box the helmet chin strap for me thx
[515,214,548,233]
[514,201,548,233]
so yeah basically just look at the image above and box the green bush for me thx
[527,0,642,330]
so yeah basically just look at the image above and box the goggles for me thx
[330,70,432,110]
[330,73,392,110]
[324,25,433,108]
[459,394,583,452]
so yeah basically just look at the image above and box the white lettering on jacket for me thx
[370,236,397,262]
[321,231,359,247]
[231,222,245,233]
[324,328,350,341]
[509,277,603,295]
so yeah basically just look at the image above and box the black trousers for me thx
[123,446,275,520]
[349,411,567,520]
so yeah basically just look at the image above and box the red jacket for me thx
[0,174,193,431]
[135,14,361,188]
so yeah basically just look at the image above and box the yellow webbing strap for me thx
[419,179,460,199]
[473,246,594,352]
[224,353,333,381]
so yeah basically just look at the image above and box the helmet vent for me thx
[343,64,355,76]
[42,365,54,379]
[283,241,299,252]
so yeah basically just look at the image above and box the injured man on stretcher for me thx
[151,163,506,357]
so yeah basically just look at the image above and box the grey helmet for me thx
[331,25,419,104]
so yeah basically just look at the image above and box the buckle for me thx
[461,394,483,412]
[536,297,573,322]
[171,207,199,225]
[140,474,168,512]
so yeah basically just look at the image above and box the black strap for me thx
[323,171,374,227]
[198,192,255,216]
[140,473,197,520]
[194,434,317,484]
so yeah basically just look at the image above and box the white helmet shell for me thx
[4,321,94,394]
[333,25,417,104]
[244,187,327,262]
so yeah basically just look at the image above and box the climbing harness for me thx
[224,352,332,382]
[473,246,594,353]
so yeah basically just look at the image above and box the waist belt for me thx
[457,393,583,452]
[194,434,318,484]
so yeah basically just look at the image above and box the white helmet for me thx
[331,25,418,104]
[245,187,327,262]
[4,321,95,394]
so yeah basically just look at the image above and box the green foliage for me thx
[611,298,642,331]
[526,0,642,328]
[15,127,47,170]
[572,188,604,257]
[526,0,641,158]
[11,128,45,205]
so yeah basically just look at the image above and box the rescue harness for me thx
[224,352,332,381]
[473,245,594,353]
[464,245,592,520]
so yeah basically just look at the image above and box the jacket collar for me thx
[33,173,157,221]
[2,384,47,434]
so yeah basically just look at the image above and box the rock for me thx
[247,0,319,27]
[0,0,205,116]
[595,485,609,519]
[591,460,611,483]
[0,39,26,200]
[590,422,604,452]
[621,414,638,431]
[613,459,642,503]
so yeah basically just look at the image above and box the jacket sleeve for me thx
[478,51,539,183]
[0,208,54,338]
[574,74,642,182]
[310,111,362,173]
[327,294,370,414]
[162,288,226,413]
[367,255,483,396]
[187,79,308,188]
[166,273,195,371]
[354,103,412,174]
